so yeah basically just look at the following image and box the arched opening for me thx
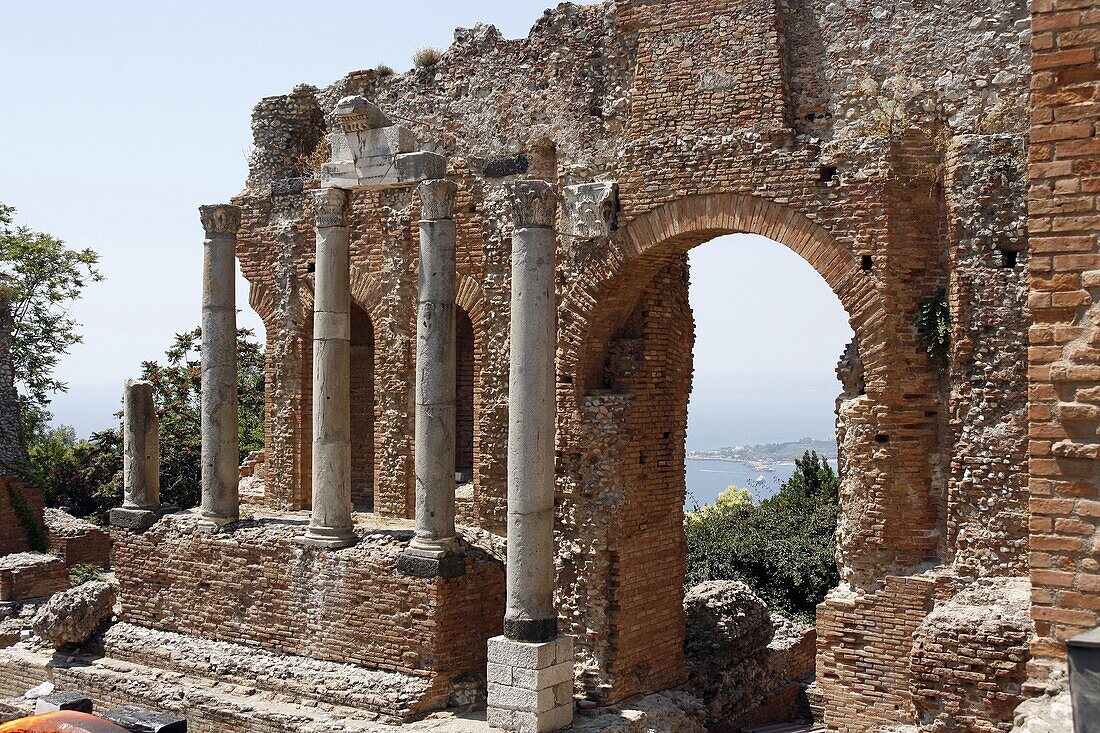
[350,302,375,511]
[455,307,475,486]
[685,234,852,509]
[558,194,945,710]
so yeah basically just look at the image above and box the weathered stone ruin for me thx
[1,0,1099,731]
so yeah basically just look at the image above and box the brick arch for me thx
[562,193,884,401]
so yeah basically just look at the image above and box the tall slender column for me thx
[198,204,241,531]
[123,379,159,509]
[299,187,356,548]
[505,180,559,642]
[398,178,465,577]
[487,180,573,733]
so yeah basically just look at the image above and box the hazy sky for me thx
[2,2,852,442]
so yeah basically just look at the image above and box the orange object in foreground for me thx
[0,711,130,733]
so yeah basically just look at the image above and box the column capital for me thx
[510,180,557,229]
[314,187,350,228]
[199,204,242,237]
[418,179,458,221]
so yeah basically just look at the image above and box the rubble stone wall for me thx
[175,0,1049,725]
[1026,0,1100,689]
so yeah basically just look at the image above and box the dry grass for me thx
[296,138,329,177]
[413,46,443,69]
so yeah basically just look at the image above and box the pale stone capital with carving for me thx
[199,205,242,237]
[511,180,558,229]
[314,188,349,228]
[419,179,458,221]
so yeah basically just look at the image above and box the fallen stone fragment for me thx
[31,580,116,648]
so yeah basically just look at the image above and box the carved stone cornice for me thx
[511,180,557,229]
[313,188,349,228]
[199,205,242,237]
[418,179,458,221]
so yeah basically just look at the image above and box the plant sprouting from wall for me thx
[915,288,950,366]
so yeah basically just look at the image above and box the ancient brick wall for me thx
[0,479,44,557]
[1026,0,1100,688]
[43,508,111,568]
[112,514,504,712]
[226,0,1039,725]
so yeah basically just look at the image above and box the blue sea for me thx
[684,458,792,509]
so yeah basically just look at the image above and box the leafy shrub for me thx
[685,450,840,622]
[413,46,443,69]
[915,288,951,366]
[69,563,105,585]
[7,484,49,551]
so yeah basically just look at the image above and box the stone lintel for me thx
[487,635,574,733]
[321,152,445,190]
[395,551,466,579]
[109,505,176,532]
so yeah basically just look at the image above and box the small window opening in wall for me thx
[875,433,890,444]
[307,261,316,273]
[861,255,873,272]
[818,166,838,185]
[1000,249,1018,269]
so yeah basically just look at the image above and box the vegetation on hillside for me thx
[26,327,266,523]
[0,203,102,441]
[685,450,840,622]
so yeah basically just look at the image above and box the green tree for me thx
[0,203,103,439]
[139,326,265,509]
[684,450,841,621]
[24,327,264,521]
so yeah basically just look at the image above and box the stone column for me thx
[110,379,168,531]
[299,188,356,548]
[123,379,159,508]
[487,180,573,733]
[398,178,465,577]
[198,204,241,531]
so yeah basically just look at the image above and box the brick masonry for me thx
[1026,0,1100,691]
[98,0,1100,728]
[0,478,44,557]
[112,514,504,719]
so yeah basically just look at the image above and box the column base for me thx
[196,512,238,534]
[294,528,357,549]
[109,505,177,532]
[395,550,466,578]
[487,635,574,733]
[504,616,558,643]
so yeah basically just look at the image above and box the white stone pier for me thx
[487,180,574,733]
[109,379,168,531]
[299,187,357,548]
[198,204,241,532]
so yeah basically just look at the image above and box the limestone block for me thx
[31,580,115,649]
[561,181,617,239]
[487,682,557,713]
[512,660,573,690]
[488,635,559,669]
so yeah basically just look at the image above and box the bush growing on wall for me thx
[685,450,840,622]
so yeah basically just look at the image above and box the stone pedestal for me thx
[487,635,574,733]
[299,188,356,548]
[197,204,241,532]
